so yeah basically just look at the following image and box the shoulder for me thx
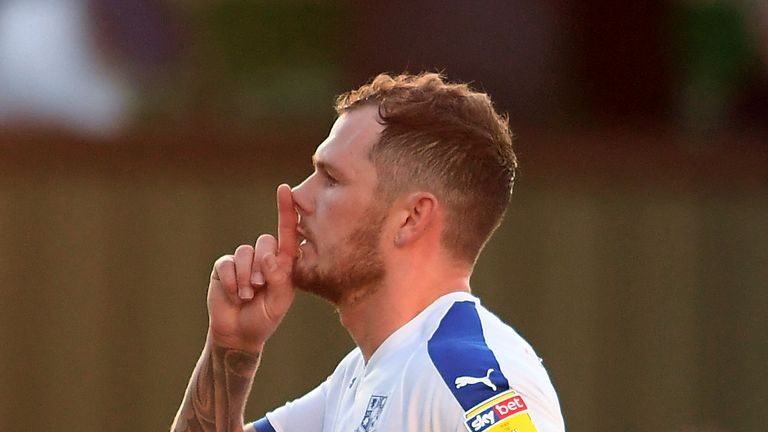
[424,299,565,431]
[309,346,363,397]
[329,347,363,381]
[395,349,467,431]
[425,300,514,411]
[337,346,364,368]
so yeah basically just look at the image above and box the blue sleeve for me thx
[252,417,277,432]
[427,301,510,411]
[248,381,328,432]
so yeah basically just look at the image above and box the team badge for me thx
[356,395,388,432]
[463,390,538,432]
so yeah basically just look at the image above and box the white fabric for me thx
[262,292,565,432]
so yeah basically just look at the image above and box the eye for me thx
[325,173,338,187]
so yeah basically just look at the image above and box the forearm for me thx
[171,336,261,432]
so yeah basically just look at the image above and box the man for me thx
[171,73,565,432]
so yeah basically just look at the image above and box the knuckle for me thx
[212,257,236,285]
[254,235,278,256]
[234,244,254,256]
[255,234,277,248]
[268,270,286,285]
[214,254,234,266]
[212,256,234,278]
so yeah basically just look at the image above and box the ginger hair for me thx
[335,73,517,264]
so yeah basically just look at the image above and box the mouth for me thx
[297,227,309,246]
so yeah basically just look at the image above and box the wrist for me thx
[211,344,260,378]
[207,330,266,356]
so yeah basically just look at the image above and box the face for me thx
[291,105,388,304]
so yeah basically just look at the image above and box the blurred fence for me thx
[1,128,765,431]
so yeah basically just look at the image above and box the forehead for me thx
[314,104,384,164]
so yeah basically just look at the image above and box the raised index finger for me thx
[276,183,299,258]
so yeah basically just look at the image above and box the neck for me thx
[336,263,472,362]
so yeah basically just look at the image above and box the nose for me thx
[291,176,313,215]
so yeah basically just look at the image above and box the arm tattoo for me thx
[172,343,260,432]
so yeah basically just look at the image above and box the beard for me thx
[292,207,386,305]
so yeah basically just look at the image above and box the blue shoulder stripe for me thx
[427,301,510,411]
[253,417,277,432]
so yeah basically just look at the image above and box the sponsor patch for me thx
[463,390,538,432]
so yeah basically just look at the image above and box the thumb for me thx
[260,252,295,322]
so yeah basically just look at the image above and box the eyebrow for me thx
[312,154,342,178]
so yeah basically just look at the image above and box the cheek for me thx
[316,191,357,222]
[314,187,375,236]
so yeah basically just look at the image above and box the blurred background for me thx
[1,0,766,431]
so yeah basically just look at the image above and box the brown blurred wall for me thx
[1,128,766,432]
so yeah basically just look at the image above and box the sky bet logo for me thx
[466,393,528,432]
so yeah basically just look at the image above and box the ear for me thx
[393,192,439,248]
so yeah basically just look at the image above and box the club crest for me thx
[356,395,388,432]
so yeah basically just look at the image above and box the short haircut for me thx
[335,73,518,264]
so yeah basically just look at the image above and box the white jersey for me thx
[252,292,565,432]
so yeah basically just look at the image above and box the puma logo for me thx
[454,368,497,391]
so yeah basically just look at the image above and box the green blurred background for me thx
[1,1,766,431]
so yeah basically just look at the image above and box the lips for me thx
[297,226,311,246]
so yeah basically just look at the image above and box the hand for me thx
[206,184,299,353]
